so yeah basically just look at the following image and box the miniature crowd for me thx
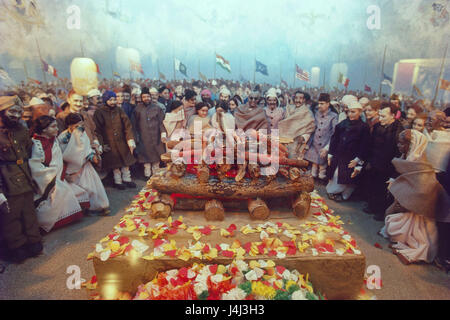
[0,78,449,274]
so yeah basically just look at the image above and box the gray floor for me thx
[0,179,449,300]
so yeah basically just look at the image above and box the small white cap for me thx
[359,97,370,106]
[348,101,363,110]
[341,95,358,106]
[87,88,101,98]
[28,97,45,106]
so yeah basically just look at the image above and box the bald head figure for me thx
[427,110,446,132]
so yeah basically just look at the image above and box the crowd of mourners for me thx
[0,77,449,273]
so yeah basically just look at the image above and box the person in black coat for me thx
[364,102,404,221]
[326,101,371,202]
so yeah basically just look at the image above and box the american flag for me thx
[296,65,310,82]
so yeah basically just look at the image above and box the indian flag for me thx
[216,54,231,73]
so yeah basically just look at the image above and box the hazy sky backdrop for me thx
[0,0,449,95]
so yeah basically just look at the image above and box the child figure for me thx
[187,102,212,134]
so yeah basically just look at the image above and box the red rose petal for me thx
[268,250,277,256]
[209,265,218,274]
[276,266,286,274]
[154,239,165,247]
[202,244,210,254]
[170,278,178,287]
[287,247,296,255]
[215,244,222,252]
[374,243,383,249]
[117,236,129,246]
[276,222,283,228]
[178,267,188,279]
[257,244,265,255]
[243,242,252,254]
[313,212,322,216]
[200,226,212,235]
[227,224,237,232]
[172,220,183,228]
[222,250,234,258]
[165,250,177,257]
[164,228,178,235]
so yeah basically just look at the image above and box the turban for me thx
[220,88,231,97]
[201,89,212,97]
[102,90,116,104]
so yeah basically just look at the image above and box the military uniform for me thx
[0,123,41,250]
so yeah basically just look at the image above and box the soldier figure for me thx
[0,96,43,264]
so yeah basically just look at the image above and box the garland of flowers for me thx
[133,260,325,300]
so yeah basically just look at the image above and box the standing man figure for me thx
[134,87,166,178]
[326,101,371,202]
[365,102,403,220]
[93,91,137,190]
[0,96,42,264]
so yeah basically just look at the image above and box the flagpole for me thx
[432,42,448,107]
[253,57,256,85]
[23,61,29,83]
[80,39,85,57]
[111,63,114,79]
[322,66,326,90]
[239,56,242,82]
[198,59,200,80]
[293,45,298,88]
[363,66,367,92]
[173,47,176,81]
[379,44,387,98]
[157,59,161,81]
[214,51,217,80]
[279,60,282,85]
[35,37,47,84]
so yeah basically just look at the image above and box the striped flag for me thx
[364,84,372,92]
[281,79,288,88]
[158,71,166,80]
[41,59,58,77]
[174,58,187,77]
[296,65,310,82]
[129,59,144,75]
[338,72,350,88]
[113,72,121,79]
[216,54,231,73]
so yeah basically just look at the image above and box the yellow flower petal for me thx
[217,265,226,274]
[193,231,202,241]
[220,228,231,237]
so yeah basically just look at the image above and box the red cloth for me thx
[33,135,55,167]
[52,210,83,230]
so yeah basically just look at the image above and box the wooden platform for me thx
[90,190,366,300]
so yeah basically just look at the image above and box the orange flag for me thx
[440,79,450,91]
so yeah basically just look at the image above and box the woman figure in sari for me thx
[29,116,89,232]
